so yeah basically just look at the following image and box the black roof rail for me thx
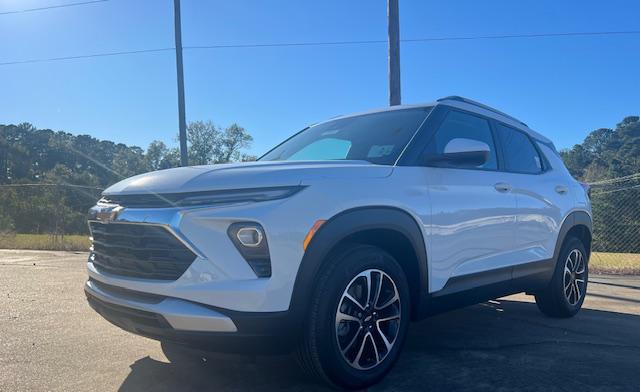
[437,96,528,127]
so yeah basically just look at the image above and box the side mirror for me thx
[426,138,490,167]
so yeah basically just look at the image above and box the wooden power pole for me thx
[173,0,188,166]
[387,0,401,106]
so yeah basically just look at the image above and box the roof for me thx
[320,96,553,145]
[436,96,552,144]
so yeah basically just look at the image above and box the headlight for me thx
[177,186,304,207]
[228,222,271,278]
[99,186,304,208]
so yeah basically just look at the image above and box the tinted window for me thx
[425,110,498,170]
[496,124,543,174]
[260,108,431,165]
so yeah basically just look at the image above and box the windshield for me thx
[260,107,432,165]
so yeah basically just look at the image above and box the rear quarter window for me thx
[496,124,543,174]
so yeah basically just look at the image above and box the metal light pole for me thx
[173,0,188,166]
[387,0,401,106]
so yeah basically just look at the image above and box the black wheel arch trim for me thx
[553,210,592,261]
[289,206,429,325]
[523,210,593,292]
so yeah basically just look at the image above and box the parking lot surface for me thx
[1,249,639,391]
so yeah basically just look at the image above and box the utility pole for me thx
[387,0,401,106]
[173,0,188,166]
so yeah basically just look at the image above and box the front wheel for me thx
[295,245,411,389]
[535,237,588,318]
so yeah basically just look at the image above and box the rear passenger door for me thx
[493,123,568,265]
[423,109,518,292]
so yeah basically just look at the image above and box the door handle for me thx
[555,185,569,195]
[494,182,512,193]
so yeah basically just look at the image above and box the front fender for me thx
[288,206,429,323]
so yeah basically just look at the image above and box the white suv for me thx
[85,96,592,389]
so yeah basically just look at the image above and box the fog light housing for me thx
[228,222,271,277]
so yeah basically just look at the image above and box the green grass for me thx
[0,234,90,252]
[590,252,640,275]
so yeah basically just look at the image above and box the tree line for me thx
[561,116,640,253]
[1,115,639,254]
[0,121,255,235]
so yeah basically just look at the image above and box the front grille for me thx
[89,222,197,280]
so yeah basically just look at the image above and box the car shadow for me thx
[120,352,324,392]
[119,299,640,391]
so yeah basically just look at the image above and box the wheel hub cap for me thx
[563,249,586,306]
[335,269,401,370]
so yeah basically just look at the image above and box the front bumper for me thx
[84,191,321,352]
[86,198,311,313]
[85,278,237,332]
[85,279,298,353]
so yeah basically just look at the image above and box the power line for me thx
[0,47,174,66]
[0,0,108,16]
[185,30,640,50]
[589,172,640,186]
[592,183,640,196]
[401,30,640,43]
[2,30,640,67]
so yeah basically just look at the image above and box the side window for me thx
[425,110,498,170]
[496,124,543,174]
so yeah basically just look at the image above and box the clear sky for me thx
[1,0,639,156]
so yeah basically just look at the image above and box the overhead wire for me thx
[2,30,640,66]
[0,0,108,16]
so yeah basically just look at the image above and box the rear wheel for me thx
[535,237,588,318]
[295,245,410,389]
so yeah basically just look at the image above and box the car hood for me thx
[103,160,393,195]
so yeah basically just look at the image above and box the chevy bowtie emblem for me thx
[96,206,124,223]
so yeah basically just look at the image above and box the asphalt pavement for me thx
[1,250,639,391]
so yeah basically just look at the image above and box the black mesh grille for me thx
[89,222,197,280]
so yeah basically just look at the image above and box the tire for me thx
[295,245,411,390]
[161,341,208,367]
[535,236,588,318]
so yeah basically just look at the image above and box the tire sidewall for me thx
[312,246,411,389]
[555,237,589,315]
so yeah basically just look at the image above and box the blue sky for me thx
[1,0,639,156]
